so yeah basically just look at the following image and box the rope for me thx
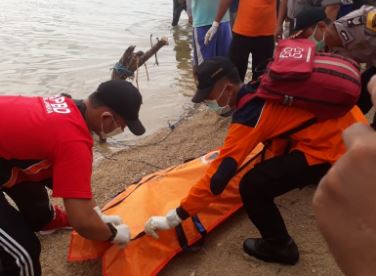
[113,62,134,78]
[144,63,150,81]
[95,105,198,168]
[135,57,140,89]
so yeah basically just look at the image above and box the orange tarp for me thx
[68,144,265,276]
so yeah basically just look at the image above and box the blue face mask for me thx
[204,86,233,115]
[309,25,326,52]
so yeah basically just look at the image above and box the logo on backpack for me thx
[253,39,361,121]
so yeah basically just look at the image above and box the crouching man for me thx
[0,80,145,275]
[144,57,366,265]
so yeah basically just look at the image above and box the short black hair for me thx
[88,91,104,108]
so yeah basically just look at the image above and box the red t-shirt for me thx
[0,95,93,199]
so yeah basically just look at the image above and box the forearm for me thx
[64,198,112,241]
[277,0,287,27]
[324,4,340,20]
[214,0,232,23]
[186,0,192,17]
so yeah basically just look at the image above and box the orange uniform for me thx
[233,0,277,37]
[176,85,367,218]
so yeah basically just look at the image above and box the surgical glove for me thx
[204,21,219,45]
[110,223,131,246]
[94,206,122,225]
[144,209,182,239]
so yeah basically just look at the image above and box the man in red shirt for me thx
[0,80,145,276]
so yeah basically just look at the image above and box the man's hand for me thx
[144,209,182,239]
[313,75,376,275]
[94,206,122,225]
[275,25,283,41]
[204,21,219,45]
[368,75,376,105]
[188,15,193,25]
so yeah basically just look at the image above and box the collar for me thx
[73,99,87,119]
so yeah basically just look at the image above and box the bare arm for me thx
[186,0,192,17]
[324,4,340,20]
[214,0,233,23]
[276,0,288,39]
[64,198,112,241]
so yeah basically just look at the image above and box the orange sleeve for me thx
[178,122,266,218]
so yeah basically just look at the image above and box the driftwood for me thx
[111,36,169,81]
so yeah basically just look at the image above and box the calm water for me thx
[0,0,195,145]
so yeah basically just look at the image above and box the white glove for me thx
[204,21,219,45]
[110,223,131,246]
[144,209,182,239]
[94,206,122,225]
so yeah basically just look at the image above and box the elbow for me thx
[210,157,237,195]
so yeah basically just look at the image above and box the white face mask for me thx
[99,113,123,139]
[204,86,233,116]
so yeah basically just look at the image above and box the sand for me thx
[39,107,343,276]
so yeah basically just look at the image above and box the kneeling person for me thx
[0,80,145,275]
[144,57,366,265]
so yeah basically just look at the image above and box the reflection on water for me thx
[0,0,195,148]
[172,24,196,97]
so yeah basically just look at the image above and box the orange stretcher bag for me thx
[68,144,265,276]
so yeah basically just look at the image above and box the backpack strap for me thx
[236,92,257,110]
[261,117,317,160]
[272,117,317,140]
[236,81,262,110]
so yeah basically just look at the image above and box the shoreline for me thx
[40,107,342,276]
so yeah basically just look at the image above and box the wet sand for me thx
[40,107,343,276]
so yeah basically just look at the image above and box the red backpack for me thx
[238,39,361,121]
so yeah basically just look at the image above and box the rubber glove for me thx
[144,209,182,239]
[204,21,219,45]
[112,224,131,245]
[94,206,122,225]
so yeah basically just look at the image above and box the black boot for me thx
[243,238,299,265]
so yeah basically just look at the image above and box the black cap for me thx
[291,7,327,37]
[192,56,238,103]
[95,80,145,136]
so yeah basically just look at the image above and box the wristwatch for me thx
[106,223,118,242]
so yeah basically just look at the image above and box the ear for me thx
[227,83,238,106]
[101,111,113,118]
[100,112,114,125]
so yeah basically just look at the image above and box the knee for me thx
[25,204,53,231]
[239,171,268,201]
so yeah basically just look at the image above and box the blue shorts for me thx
[192,21,232,66]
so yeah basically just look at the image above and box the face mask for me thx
[99,113,123,139]
[309,25,326,52]
[204,86,233,116]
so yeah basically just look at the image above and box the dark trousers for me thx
[239,151,330,241]
[0,180,53,276]
[229,33,275,81]
[358,66,376,115]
